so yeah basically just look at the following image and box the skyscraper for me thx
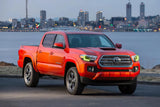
[126,2,132,22]
[40,10,46,28]
[77,10,85,26]
[12,19,18,29]
[140,2,145,19]
[96,11,103,22]
[84,11,89,22]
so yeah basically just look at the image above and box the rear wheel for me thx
[65,67,84,95]
[118,79,137,95]
[24,62,39,87]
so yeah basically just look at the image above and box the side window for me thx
[54,34,65,48]
[42,34,56,48]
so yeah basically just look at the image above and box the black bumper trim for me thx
[80,77,137,86]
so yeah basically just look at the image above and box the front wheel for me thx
[24,62,39,87]
[118,80,137,95]
[65,67,84,95]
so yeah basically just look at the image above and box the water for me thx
[106,32,160,68]
[0,32,43,65]
[0,32,160,69]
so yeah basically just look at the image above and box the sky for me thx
[0,0,160,21]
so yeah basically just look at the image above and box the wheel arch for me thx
[23,56,37,77]
[64,61,79,86]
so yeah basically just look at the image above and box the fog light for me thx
[87,66,97,72]
[133,66,139,72]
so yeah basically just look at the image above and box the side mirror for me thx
[53,42,64,49]
[115,43,122,49]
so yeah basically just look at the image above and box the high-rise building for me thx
[77,10,89,26]
[28,18,36,28]
[111,17,125,26]
[96,11,103,22]
[140,2,145,19]
[126,2,132,22]
[12,19,18,29]
[21,18,35,28]
[84,11,89,22]
[47,18,55,28]
[59,17,69,26]
[77,10,85,26]
[40,10,46,28]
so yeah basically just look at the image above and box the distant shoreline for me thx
[0,29,160,33]
[0,31,106,32]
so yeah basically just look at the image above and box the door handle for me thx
[39,50,42,53]
[50,52,54,55]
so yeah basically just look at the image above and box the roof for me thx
[45,30,104,35]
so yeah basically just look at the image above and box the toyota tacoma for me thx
[18,31,140,95]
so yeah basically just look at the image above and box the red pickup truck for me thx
[18,31,140,95]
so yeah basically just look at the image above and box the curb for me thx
[0,75,22,78]
[138,81,160,85]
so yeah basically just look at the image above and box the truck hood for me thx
[70,47,135,56]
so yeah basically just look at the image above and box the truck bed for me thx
[21,45,39,51]
[18,45,39,68]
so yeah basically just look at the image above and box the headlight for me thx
[132,55,139,62]
[80,55,97,62]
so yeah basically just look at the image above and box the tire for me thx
[24,62,39,87]
[65,67,84,95]
[118,79,137,95]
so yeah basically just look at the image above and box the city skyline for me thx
[0,0,160,21]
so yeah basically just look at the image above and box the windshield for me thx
[67,34,115,48]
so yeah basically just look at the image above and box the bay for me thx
[0,32,159,69]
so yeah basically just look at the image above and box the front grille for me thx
[99,55,132,67]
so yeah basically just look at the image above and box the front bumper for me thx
[77,61,140,82]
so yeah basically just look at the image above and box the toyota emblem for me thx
[113,57,121,64]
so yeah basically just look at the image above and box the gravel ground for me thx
[138,69,160,82]
[0,66,160,83]
[0,66,22,76]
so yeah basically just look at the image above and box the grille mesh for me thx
[99,55,132,67]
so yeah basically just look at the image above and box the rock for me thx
[152,64,160,69]
[0,61,15,66]
[140,66,145,69]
